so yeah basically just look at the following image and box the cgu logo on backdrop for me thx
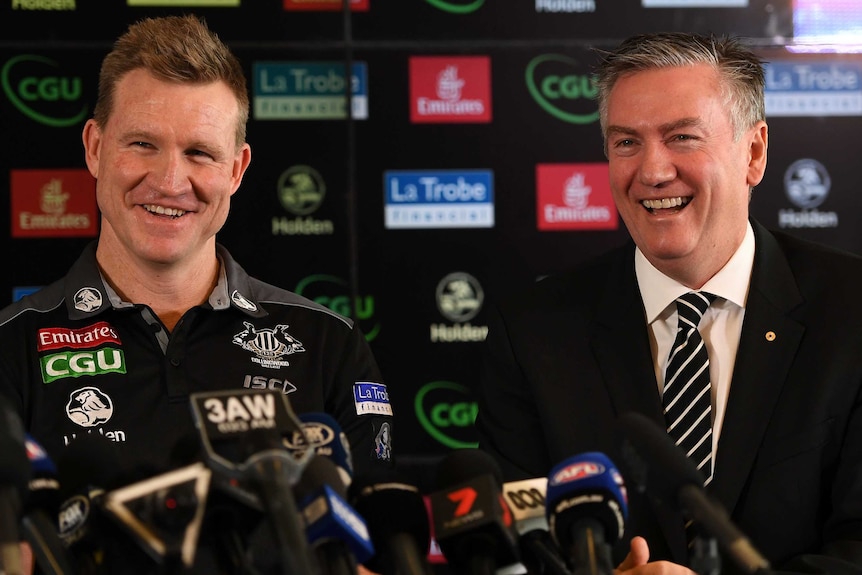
[423,0,484,13]
[526,54,598,124]
[414,380,478,449]
[1,54,88,127]
[294,274,380,341]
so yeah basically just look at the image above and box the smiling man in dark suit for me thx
[476,32,862,575]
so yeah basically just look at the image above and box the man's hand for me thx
[615,536,697,575]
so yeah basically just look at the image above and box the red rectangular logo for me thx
[37,322,122,352]
[11,169,97,238]
[284,0,369,11]
[536,163,618,231]
[410,56,492,124]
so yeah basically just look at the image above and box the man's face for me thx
[604,63,767,288]
[83,68,251,269]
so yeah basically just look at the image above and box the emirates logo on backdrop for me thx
[10,169,97,238]
[410,56,492,123]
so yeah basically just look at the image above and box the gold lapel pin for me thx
[765,331,776,342]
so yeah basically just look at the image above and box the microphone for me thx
[428,448,520,575]
[501,478,571,575]
[294,455,375,575]
[288,412,354,488]
[349,469,432,575]
[616,411,771,574]
[21,434,74,575]
[189,388,316,575]
[545,452,628,575]
[55,433,130,575]
[0,398,30,575]
[100,462,212,571]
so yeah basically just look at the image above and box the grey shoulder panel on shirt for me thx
[248,278,355,329]
[0,282,65,327]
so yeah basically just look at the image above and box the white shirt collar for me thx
[637,221,755,323]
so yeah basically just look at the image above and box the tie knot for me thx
[676,291,715,326]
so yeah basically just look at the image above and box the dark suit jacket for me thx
[476,220,862,574]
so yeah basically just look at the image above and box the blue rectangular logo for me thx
[253,61,368,120]
[353,382,392,416]
[383,170,494,229]
[765,61,862,117]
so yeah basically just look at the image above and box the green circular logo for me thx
[277,165,326,216]
[525,54,599,125]
[415,380,479,449]
[423,0,485,14]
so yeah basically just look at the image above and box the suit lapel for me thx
[590,246,665,420]
[711,222,805,514]
[588,247,690,561]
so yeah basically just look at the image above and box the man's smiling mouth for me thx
[144,204,187,218]
[641,196,690,213]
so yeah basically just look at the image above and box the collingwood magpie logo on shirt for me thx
[232,321,305,369]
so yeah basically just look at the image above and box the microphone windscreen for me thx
[616,411,703,503]
[0,399,30,494]
[295,456,347,500]
[56,433,123,498]
[435,448,503,489]
[350,470,430,548]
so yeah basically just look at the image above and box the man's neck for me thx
[95,242,220,332]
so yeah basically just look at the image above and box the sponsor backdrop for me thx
[2,0,861,484]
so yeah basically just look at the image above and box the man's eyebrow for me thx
[605,117,705,138]
[658,117,704,134]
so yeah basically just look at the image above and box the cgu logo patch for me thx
[40,347,126,384]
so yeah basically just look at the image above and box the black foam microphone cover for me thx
[350,469,431,575]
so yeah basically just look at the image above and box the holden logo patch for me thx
[67,386,113,428]
[232,321,305,369]
[74,287,103,312]
[231,290,258,312]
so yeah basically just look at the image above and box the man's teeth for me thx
[144,204,186,217]
[642,197,690,210]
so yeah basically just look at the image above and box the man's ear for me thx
[746,121,768,188]
[82,119,102,179]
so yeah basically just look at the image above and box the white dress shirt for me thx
[636,222,755,457]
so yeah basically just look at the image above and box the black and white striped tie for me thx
[663,291,716,487]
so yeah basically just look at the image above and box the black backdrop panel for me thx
[1,1,859,467]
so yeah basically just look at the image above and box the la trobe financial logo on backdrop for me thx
[383,170,494,229]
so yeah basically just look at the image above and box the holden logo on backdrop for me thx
[536,0,596,13]
[414,381,479,449]
[294,274,380,341]
[430,272,488,343]
[784,158,830,208]
[423,0,484,13]
[272,165,334,236]
[526,54,598,125]
[778,158,838,229]
[1,55,88,127]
